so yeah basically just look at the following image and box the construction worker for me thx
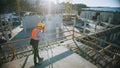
[30,23,46,66]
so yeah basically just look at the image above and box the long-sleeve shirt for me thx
[37,31,45,41]
[38,31,47,46]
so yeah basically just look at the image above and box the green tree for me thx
[72,4,87,11]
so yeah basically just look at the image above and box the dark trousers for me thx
[30,39,41,64]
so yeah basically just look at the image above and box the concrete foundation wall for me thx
[80,11,120,25]
[22,15,41,30]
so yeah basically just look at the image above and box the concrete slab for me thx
[1,46,97,68]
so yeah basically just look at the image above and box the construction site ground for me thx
[1,39,97,68]
[1,14,119,68]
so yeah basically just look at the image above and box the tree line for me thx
[0,0,87,14]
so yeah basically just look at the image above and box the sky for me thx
[51,0,120,7]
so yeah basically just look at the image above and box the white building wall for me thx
[80,11,114,23]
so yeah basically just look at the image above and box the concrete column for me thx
[102,36,106,46]
[108,34,111,41]
[117,32,120,39]
[95,21,97,31]
[95,14,100,31]
[116,32,118,40]
[112,34,114,41]
[104,36,106,41]
[72,17,76,39]
[106,34,109,41]
[113,33,115,41]
[110,34,113,41]
[100,36,104,46]
[9,16,13,30]
[83,21,86,34]
[23,23,27,34]
[61,22,64,30]
[56,24,59,37]
[4,31,9,41]
[115,33,117,40]
[118,32,119,39]
[119,32,120,39]
[100,41,102,47]
[56,24,59,44]
[108,16,112,24]
[97,15,101,26]
[113,33,116,41]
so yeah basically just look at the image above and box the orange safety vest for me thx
[31,28,40,40]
